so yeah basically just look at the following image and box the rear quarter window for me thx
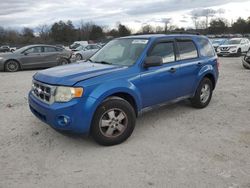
[176,40,198,60]
[197,38,215,57]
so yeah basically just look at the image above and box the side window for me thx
[176,40,198,60]
[25,47,42,54]
[149,42,175,63]
[85,45,91,50]
[197,38,215,57]
[44,47,57,53]
[56,47,63,52]
[93,45,100,49]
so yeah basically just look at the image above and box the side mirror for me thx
[23,52,28,56]
[144,56,163,68]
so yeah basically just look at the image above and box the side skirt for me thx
[138,95,191,116]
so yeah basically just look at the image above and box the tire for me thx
[237,49,242,57]
[91,97,136,146]
[58,58,69,66]
[76,54,82,61]
[4,60,20,72]
[190,78,213,109]
[243,63,250,69]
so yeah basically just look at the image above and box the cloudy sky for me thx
[0,0,250,32]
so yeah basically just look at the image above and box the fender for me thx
[192,64,217,96]
[88,79,142,113]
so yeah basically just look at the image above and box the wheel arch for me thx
[87,81,142,117]
[203,73,216,90]
[106,92,138,116]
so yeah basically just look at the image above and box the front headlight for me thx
[0,57,4,60]
[55,86,83,102]
[230,46,237,50]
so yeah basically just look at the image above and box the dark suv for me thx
[29,34,219,146]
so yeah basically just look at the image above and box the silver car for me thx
[72,44,101,61]
[0,45,72,72]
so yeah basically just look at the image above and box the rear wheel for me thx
[190,78,213,108]
[5,60,20,72]
[58,58,69,65]
[91,97,136,146]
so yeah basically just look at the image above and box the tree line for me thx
[0,17,250,46]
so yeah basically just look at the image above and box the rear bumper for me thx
[28,92,97,134]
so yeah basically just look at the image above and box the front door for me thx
[20,46,44,68]
[138,40,181,108]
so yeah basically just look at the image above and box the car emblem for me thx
[34,88,42,95]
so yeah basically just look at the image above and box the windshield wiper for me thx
[85,58,93,62]
[95,61,112,65]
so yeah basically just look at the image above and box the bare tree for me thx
[37,24,50,42]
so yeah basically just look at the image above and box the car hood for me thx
[34,62,127,86]
[0,52,15,57]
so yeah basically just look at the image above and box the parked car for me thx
[217,38,250,56]
[211,38,227,52]
[242,49,250,69]
[72,44,102,61]
[29,34,219,146]
[0,46,10,53]
[0,45,16,53]
[69,41,88,50]
[0,45,72,72]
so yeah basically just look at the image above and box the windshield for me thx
[75,46,84,51]
[90,38,148,66]
[212,39,226,45]
[14,46,31,53]
[225,39,241,45]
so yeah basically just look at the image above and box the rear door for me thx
[42,46,59,67]
[174,38,201,97]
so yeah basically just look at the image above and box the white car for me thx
[217,38,250,56]
[71,44,102,61]
[69,41,88,50]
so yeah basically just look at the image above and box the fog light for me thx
[57,115,71,126]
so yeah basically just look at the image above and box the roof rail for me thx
[169,31,201,35]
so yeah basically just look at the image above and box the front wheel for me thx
[75,54,82,61]
[237,49,242,57]
[190,78,213,108]
[91,97,136,146]
[5,60,20,72]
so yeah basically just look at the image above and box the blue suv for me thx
[29,34,219,145]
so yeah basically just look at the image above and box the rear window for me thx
[197,38,215,57]
[44,47,57,52]
[176,40,198,60]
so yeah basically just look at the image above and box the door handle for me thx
[168,67,176,73]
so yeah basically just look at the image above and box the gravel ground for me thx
[0,57,250,188]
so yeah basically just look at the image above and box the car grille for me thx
[220,47,229,51]
[32,80,55,104]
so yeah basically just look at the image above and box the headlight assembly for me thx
[55,86,83,102]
